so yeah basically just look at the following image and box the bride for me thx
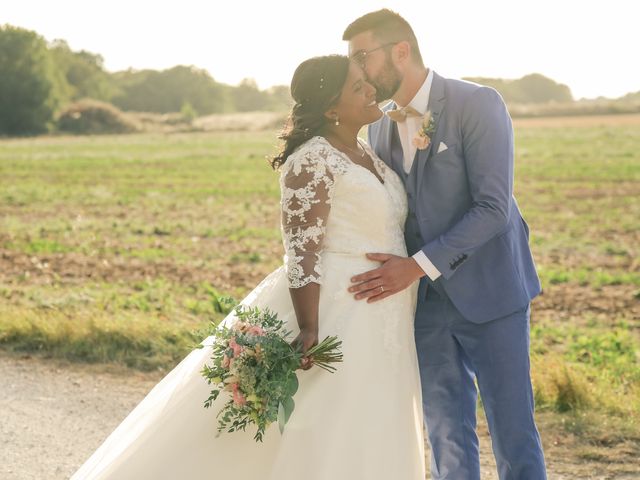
[71,55,425,480]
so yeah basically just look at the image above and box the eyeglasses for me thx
[350,43,397,67]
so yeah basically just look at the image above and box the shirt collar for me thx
[397,69,434,115]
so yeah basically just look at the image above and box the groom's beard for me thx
[371,58,403,103]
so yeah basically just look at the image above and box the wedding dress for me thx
[71,136,425,480]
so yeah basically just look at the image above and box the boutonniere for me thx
[412,110,436,150]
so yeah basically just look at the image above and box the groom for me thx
[344,9,547,480]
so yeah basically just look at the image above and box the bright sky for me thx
[3,0,639,99]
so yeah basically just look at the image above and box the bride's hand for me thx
[291,329,318,370]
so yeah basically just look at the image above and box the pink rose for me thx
[229,337,243,357]
[247,326,265,336]
[232,384,247,406]
[412,134,430,150]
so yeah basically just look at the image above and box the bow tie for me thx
[386,105,423,122]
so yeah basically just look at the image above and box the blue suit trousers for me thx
[415,285,547,480]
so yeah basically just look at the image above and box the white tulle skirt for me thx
[71,254,425,479]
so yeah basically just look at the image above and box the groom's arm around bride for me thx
[350,80,541,322]
[347,40,540,325]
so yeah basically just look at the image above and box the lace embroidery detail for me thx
[280,137,349,288]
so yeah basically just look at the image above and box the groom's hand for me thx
[348,253,425,303]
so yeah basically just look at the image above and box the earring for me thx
[335,117,340,126]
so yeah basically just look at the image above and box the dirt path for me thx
[1,353,161,480]
[1,352,637,480]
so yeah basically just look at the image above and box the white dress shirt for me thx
[396,69,433,174]
[395,70,442,281]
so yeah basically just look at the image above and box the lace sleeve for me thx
[280,148,335,288]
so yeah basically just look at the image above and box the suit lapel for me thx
[416,72,446,192]
[376,101,396,168]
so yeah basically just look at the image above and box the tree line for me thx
[462,74,573,104]
[3,24,633,136]
[0,25,291,135]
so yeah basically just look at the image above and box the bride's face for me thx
[328,62,382,128]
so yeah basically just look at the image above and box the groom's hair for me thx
[342,9,424,68]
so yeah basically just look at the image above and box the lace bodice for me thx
[280,136,408,288]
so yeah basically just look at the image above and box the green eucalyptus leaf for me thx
[285,374,299,397]
[277,401,286,434]
[282,396,295,423]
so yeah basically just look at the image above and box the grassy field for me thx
[1,115,639,458]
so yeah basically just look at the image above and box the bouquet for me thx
[201,305,343,442]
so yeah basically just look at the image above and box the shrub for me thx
[532,354,592,412]
[56,99,139,134]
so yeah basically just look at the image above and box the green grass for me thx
[531,324,640,419]
[0,278,235,370]
[1,118,639,432]
[538,267,640,287]
[0,306,199,370]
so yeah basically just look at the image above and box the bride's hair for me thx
[269,55,350,170]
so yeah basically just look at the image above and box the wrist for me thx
[298,324,319,335]
[409,257,426,279]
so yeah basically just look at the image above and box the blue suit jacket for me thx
[368,72,541,323]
